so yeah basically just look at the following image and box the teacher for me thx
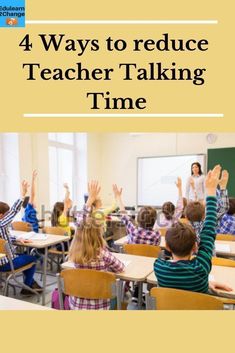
[186,162,205,202]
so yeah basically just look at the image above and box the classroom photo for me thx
[0,132,235,310]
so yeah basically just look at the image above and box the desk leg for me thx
[42,247,48,306]
[138,282,143,309]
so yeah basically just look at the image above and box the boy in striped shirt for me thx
[154,165,230,294]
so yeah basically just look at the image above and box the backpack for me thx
[51,288,70,310]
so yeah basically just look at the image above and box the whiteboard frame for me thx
[137,153,206,208]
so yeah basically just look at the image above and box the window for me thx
[48,133,87,209]
[0,133,20,206]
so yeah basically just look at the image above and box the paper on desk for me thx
[122,260,131,267]
[209,275,215,281]
[215,244,230,253]
[14,232,48,241]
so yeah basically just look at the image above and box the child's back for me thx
[69,181,124,310]
[154,166,220,294]
[217,197,235,235]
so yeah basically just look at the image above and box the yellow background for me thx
[0,0,234,131]
[0,1,235,352]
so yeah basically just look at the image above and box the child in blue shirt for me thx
[22,170,39,232]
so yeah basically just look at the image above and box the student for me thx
[0,181,42,295]
[217,197,235,235]
[113,184,161,246]
[68,181,124,310]
[154,177,183,230]
[154,165,232,294]
[51,183,72,236]
[22,170,39,232]
[78,181,118,248]
[185,170,229,239]
[88,182,117,228]
[180,197,188,219]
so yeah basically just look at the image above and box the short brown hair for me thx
[228,198,235,215]
[166,223,197,257]
[0,202,10,215]
[162,202,175,221]
[137,206,157,230]
[185,202,205,222]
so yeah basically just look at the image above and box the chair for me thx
[12,221,32,232]
[146,287,223,310]
[43,227,70,270]
[160,228,167,236]
[0,239,39,299]
[123,243,161,258]
[179,218,190,225]
[216,234,235,241]
[57,269,122,310]
[212,257,235,267]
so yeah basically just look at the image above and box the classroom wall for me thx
[18,133,50,217]
[15,133,235,210]
[90,133,235,206]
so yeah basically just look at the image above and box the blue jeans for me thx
[0,255,37,287]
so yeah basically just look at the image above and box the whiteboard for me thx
[137,154,206,207]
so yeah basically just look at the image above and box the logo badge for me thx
[0,0,25,27]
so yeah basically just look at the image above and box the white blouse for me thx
[185,174,205,201]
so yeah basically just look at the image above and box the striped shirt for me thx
[154,196,217,293]
[0,199,23,266]
[121,214,161,246]
[69,248,125,310]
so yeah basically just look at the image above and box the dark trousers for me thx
[0,255,37,287]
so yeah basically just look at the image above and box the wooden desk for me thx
[0,295,53,310]
[114,236,165,248]
[11,230,70,306]
[62,252,155,308]
[146,265,235,297]
[115,236,235,257]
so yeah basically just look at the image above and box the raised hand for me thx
[63,183,69,190]
[218,170,229,190]
[87,180,101,204]
[175,177,182,189]
[205,165,221,196]
[112,184,123,199]
[32,170,38,180]
[21,180,29,198]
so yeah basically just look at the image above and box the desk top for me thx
[62,252,155,282]
[146,265,235,296]
[115,236,235,257]
[11,230,70,249]
[114,236,166,248]
[0,295,53,310]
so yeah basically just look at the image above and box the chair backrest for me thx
[12,221,32,232]
[160,228,167,236]
[123,243,161,258]
[43,226,67,236]
[147,287,223,310]
[0,239,7,254]
[212,257,235,267]
[179,218,190,225]
[216,234,235,241]
[59,269,116,299]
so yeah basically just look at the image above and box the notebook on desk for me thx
[13,231,48,241]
